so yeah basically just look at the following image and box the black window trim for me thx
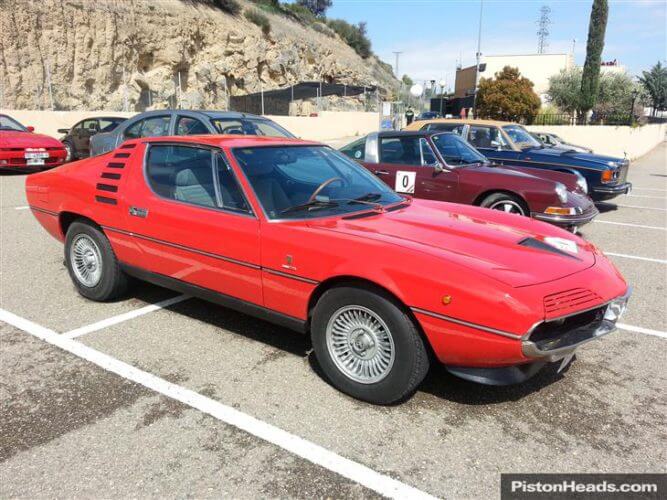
[142,141,256,219]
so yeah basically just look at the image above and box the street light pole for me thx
[392,51,402,79]
[472,0,484,117]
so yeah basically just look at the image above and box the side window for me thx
[82,119,98,132]
[380,137,421,166]
[98,118,120,132]
[419,138,438,166]
[248,120,292,138]
[175,116,210,136]
[426,123,465,135]
[125,116,170,139]
[340,137,366,161]
[469,126,508,150]
[216,153,251,214]
[72,121,84,132]
[146,145,217,208]
[211,119,244,135]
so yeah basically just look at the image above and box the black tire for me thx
[311,286,430,405]
[63,140,75,163]
[65,221,129,301]
[480,192,529,217]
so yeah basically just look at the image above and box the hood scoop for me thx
[518,237,581,261]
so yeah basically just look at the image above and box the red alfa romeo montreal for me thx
[26,135,630,404]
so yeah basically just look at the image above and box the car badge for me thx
[282,255,296,271]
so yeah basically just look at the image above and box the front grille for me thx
[544,288,602,317]
[617,162,629,184]
[529,305,606,345]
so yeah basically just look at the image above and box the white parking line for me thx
[631,187,667,192]
[62,294,190,339]
[625,194,667,200]
[594,220,667,231]
[0,308,436,500]
[605,252,667,264]
[14,206,30,210]
[618,323,667,339]
[613,204,667,212]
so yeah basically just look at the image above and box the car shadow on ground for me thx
[594,202,619,214]
[127,286,566,406]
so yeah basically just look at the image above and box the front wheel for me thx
[65,221,129,301]
[480,192,528,216]
[63,141,74,162]
[311,286,429,405]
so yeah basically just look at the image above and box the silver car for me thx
[530,132,593,153]
[89,110,295,157]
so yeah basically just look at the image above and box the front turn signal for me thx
[544,207,576,216]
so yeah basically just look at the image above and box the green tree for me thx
[401,75,413,87]
[547,67,582,114]
[580,0,609,116]
[326,19,372,58]
[476,66,541,123]
[296,0,332,17]
[638,61,667,116]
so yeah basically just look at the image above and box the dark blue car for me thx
[412,119,631,201]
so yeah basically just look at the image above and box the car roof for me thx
[128,109,268,120]
[126,134,322,149]
[410,118,515,127]
[377,130,429,138]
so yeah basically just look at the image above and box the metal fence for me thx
[531,112,636,126]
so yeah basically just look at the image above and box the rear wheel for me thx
[480,192,528,216]
[311,286,429,405]
[63,140,74,162]
[65,221,129,301]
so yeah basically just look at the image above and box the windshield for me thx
[233,145,403,219]
[211,118,294,138]
[431,133,488,166]
[0,115,27,132]
[502,125,541,149]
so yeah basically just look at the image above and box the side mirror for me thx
[57,128,70,134]
[433,161,445,173]
[26,126,35,132]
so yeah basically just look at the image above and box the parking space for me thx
[1,142,666,498]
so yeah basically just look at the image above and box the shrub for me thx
[311,21,335,38]
[326,19,372,59]
[245,9,271,36]
[283,2,318,24]
[209,0,242,15]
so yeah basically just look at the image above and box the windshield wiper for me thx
[280,199,339,215]
[351,192,382,202]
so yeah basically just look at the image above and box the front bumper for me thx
[592,182,632,200]
[531,205,599,228]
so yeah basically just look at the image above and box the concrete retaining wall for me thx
[0,109,379,142]
[526,123,666,160]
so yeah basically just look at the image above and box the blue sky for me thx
[325,0,666,88]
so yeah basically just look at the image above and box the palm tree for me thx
[638,62,667,117]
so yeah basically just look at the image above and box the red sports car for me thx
[0,114,67,172]
[26,135,630,404]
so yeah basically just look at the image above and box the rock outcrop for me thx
[0,0,398,111]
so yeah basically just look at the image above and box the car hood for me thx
[308,200,596,288]
[471,163,579,191]
[0,130,63,148]
[522,147,624,166]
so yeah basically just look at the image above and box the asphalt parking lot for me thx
[1,142,665,499]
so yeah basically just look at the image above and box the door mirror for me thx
[490,140,502,150]
[26,126,35,132]
[433,161,445,173]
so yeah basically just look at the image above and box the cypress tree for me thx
[580,0,609,118]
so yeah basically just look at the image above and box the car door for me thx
[467,125,518,165]
[123,142,262,305]
[373,136,455,201]
[122,115,173,146]
[77,119,98,157]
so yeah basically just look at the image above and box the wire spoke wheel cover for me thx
[326,305,395,384]
[489,199,525,215]
[70,234,103,287]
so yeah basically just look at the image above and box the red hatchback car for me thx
[0,114,66,172]
[26,135,630,404]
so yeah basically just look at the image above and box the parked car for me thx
[26,134,629,404]
[407,119,631,201]
[415,111,442,121]
[531,131,593,153]
[340,131,598,231]
[59,116,126,162]
[0,114,66,172]
[89,110,294,157]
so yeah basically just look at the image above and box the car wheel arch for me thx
[59,212,103,238]
[473,189,530,212]
[306,276,435,358]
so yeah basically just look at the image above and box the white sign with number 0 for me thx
[395,171,416,194]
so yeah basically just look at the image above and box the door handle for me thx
[129,206,148,218]
[374,170,389,176]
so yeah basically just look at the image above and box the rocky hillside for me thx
[0,0,398,111]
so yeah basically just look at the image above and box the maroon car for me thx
[340,131,598,230]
